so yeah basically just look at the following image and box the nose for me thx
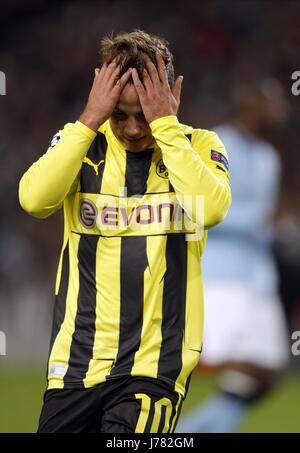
[124,117,142,138]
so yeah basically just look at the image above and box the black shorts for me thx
[38,377,183,433]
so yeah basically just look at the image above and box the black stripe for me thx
[63,235,99,386]
[158,404,167,433]
[168,180,175,192]
[167,393,180,433]
[144,399,155,433]
[110,236,148,377]
[125,148,153,197]
[170,397,183,433]
[80,132,107,193]
[47,242,69,372]
[216,164,226,173]
[157,233,187,386]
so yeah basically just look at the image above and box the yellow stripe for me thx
[162,399,173,433]
[174,240,204,396]
[151,397,172,433]
[184,240,203,350]
[100,129,126,195]
[54,246,64,296]
[135,393,151,433]
[48,229,80,389]
[84,237,121,386]
[131,236,167,378]
[83,359,115,388]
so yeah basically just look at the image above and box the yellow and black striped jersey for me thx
[19,115,231,397]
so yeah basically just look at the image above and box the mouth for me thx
[123,136,146,143]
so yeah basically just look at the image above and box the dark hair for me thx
[100,29,175,85]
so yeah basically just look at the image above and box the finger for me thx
[114,68,132,92]
[95,63,107,83]
[94,68,101,83]
[172,75,183,104]
[156,51,169,86]
[108,63,123,88]
[143,69,153,92]
[91,68,103,92]
[144,55,160,85]
[101,58,118,84]
[132,68,146,98]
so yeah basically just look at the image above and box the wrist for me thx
[78,110,106,132]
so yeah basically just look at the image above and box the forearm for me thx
[19,121,96,218]
[150,116,232,228]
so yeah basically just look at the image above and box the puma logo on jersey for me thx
[83,157,105,175]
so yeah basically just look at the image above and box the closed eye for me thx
[136,112,146,121]
[113,111,128,120]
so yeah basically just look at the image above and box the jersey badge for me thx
[211,150,229,171]
[156,159,169,179]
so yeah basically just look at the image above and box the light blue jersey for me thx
[203,124,281,296]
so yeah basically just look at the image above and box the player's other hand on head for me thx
[79,59,132,132]
[132,51,183,124]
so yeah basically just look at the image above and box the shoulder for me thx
[180,122,226,151]
[179,122,230,175]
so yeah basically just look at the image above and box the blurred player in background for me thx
[18,30,231,433]
[177,78,290,433]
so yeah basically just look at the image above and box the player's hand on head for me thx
[79,59,132,131]
[132,51,183,124]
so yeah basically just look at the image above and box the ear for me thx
[172,76,183,103]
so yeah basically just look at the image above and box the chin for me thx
[124,141,153,152]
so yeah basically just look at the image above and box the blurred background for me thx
[0,0,300,432]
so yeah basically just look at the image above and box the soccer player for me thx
[176,78,289,433]
[19,30,231,433]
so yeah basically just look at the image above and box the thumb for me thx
[172,75,183,104]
